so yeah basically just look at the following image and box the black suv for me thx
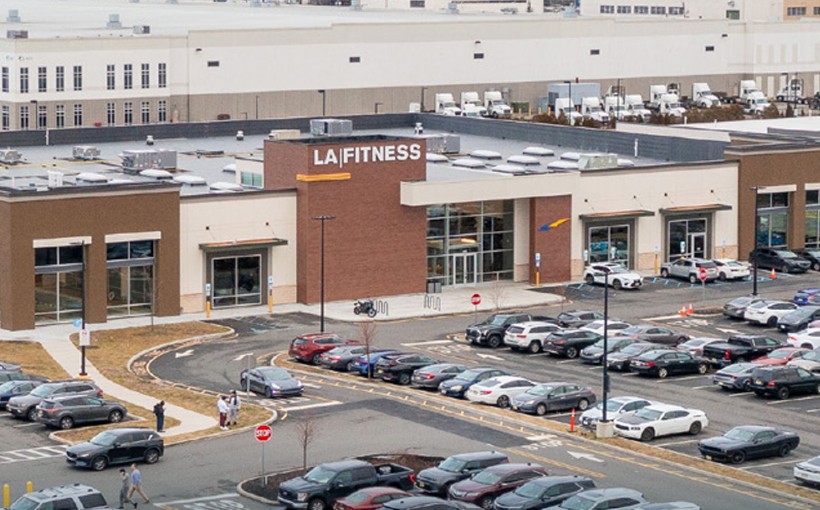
[375,353,438,385]
[749,248,810,273]
[794,248,820,271]
[543,330,603,359]
[494,476,597,510]
[8,484,107,510]
[65,427,164,471]
[416,451,509,496]
[7,380,102,421]
[749,366,820,400]
[466,313,553,348]
[35,396,127,429]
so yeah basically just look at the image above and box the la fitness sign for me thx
[312,143,422,169]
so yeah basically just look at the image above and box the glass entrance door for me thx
[688,233,706,259]
[451,253,477,285]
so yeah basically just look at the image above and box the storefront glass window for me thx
[106,240,155,318]
[212,255,261,307]
[34,245,85,324]
[756,192,790,248]
[588,224,630,266]
[806,191,820,249]
[666,218,708,261]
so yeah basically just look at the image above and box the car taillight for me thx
[555,340,566,344]
[517,334,527,338]
[42,408,58,414]
[328,357,341,361]
[480,390,492,395]
[645,362,655,367]
[724,351,731,360]
[97,390,103,396]
[767,381,776,387]
[409,473,416,483]
[419,373,434,380]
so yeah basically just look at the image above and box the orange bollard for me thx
[569,408,576,433]
[679,305,687,317]
[770,267,777,280]
[687,304,694,316]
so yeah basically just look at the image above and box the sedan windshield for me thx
[724,428,756,442]
[304,466,336,484]
[472,470,503,485]
[257,367,291,381]
[438,458,467,473]
[558,495,595,510]
[766,350,792,360]
[527,385,555,397]
[634,408,662,421]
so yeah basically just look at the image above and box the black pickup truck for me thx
[278,459,415,510]
[466,313,555,348]
[702,334,785,367]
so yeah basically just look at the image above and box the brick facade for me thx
[529,196,572,284]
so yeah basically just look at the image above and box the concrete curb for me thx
[127,327,237,376]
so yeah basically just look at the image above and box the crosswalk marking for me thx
[0,445,67,464]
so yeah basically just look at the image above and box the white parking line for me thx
[281,401,342,412]
[806,409,820,413]
[658,375,708,383]
[656,438,710,446]
[13,422,43,428]
[557,359,577,364]
[728,392,754,398]
[690,385,716,390]
[767,395,820,405]
[741,458,810,470]
[644,314,686,321]
[301,382,322,389]
[402,340,453,347]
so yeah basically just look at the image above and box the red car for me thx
[333,487,411,510]
[752,347,809,366]
[448,463,548,509]
[288,333,357,364]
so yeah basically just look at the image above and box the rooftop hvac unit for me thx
[107,14,122,29]
[73,146,101,160]
[578,153,618,170]
[133,25,150,35]
[47,170,64,188]
[419,134,460,154]
[310,119,353,137]
[119,149,177,173]
[6,9,20,22]
[268,129,300,141]
[0,149,22,164]
[6,30,27,39]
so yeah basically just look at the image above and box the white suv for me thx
[583,262,643,290]
[504,321,563,353]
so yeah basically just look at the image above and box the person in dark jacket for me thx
[153,401,165,432]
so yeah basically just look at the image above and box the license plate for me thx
[440,389,447,394]
[511,405,518,410]
[705,455,712,461]
[377,369,384,374]
[710,358,718,363]
[755,379,763,384]
[417,481,426,488]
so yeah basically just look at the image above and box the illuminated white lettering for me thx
[409,144,421,160]
[396,144,408,161]
[384,145,396,161]
[371,145,384,162]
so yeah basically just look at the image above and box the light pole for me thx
[421,87,427,112]
[600,271,610,426]
[312,215,335,332]
[255,95,260,120]
[751,186,763,296]
[76,240,88,376]
[318,90,326,116]
[563,80,572,125]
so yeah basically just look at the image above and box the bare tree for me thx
[296,412,318,470]
[359,321,378,380]
[488,274,507,311]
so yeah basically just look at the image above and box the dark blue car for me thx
[793,288,820,306]
[0,380,42,410]
[350,350,400,377]
[438,367,508,398]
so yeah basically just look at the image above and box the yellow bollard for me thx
[206,300,211,319]
[536,270,540,288]
[26,481,33,493]
[268,292,273,313]
[4,484,10,508]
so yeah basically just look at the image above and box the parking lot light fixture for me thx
[751,186,763,296]
[312,215,335,332]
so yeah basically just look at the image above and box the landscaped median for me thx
[63,322,273,445]
[275,355,820,506]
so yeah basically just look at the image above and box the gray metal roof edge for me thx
[179,187,296,201]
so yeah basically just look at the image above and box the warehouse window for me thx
[786,7,806,15]
[56,105,65,128]
[124,64,133,90]
[158,100,167,122]
[240,171,263,188]
[19,105,28,130]
[158,63,167,88]
[38,105,46,129]
[349,56,361,63]
[705,46,715,52]
[473,53,484,59]
[124,102,133,125]
[634,5,648,13]
[600,5,614,13]
[73,66,82,91]
[141,63,150,89]
[1,67,7,93]
[726,9,740,19]
[207,61,220,67]
[590,49,600,55]
[107,65,115,90]
[106,103,115,126]
[20,67,28,94]
[617,5,631,13]
[1,106,8,130]
[141,101,150,124]
[38,67,47,93]
[73,103,82,126]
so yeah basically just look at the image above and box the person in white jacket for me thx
[217,395,229,431]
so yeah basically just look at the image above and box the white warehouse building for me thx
[0,0,818,129]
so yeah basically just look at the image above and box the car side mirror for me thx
[113,442,122,448]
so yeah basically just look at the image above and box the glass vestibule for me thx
[756,191,789,248]
[667,218,708,261]
[107,240,155,318]
[587,224,631,267]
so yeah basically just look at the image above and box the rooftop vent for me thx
[73,146,101,161]
[578,153,617,170]
[6,30,27,39]
[139,169,173,180]
[492,164,527,175]
[451,158,486,169]
[507,155,540,166]
[470,150,502,160]
[107,14,122,29]
[560,152,581,162]
[209,182,244,193]
[310,119,353,137]
[222,163,236,174]
[47,170,64,188]
[420,134,460,154]
[0,149,22,164]
[522,147,555,157]
[108,178,134,185]
[426,153,448,163]
[133,25,150,35]
[268,129,300,141]
[618,159,635,168]
[173,174,207,186]
[6,9,20,23]
[76,172,110,184]
[547,160,579,170]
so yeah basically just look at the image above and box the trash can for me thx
[427,280,442,294]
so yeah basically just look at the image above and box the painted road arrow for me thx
[476,353,503,361]
[174,349,195,359]
[716,327,739,334]
[232,352,255,361]
[567,451,604,463]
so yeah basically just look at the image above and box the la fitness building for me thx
[1,115,818,331]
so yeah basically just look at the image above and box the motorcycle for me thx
[353,299,377,318]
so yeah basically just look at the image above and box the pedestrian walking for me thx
[217,395,229,431]
[118,468,132,509]
[127,463,150,506]
[228,390,241,427]
[153,400,165,432]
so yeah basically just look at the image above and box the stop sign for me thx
[255,424,272,442]
[698,267,707,282]
[471,293,481,306]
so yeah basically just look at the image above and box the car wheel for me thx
[688,421,702,435]
[535,403,548,416]
[91,456,108,471]
[731,451,746,464]
[778,443,792,457]
[398,373,411,386]
[26,407,37,422]
[660,268,669,278]
[59,416,74,430]
[308,499,326,510]
[777,387,790,400]
[813,262,820,271]
[689,274,698,284]
[144,448,160,464]
[657,367,669,379]
[612,279,623,290]
[585,274,595,285]
[488,335,502,349]
[108,410,124,423]
[766,316,778,327]
[346,361,355,372]
[528,341,542,354]
[311,353,322,365]
[577,398,590,411]
[478,497,494,510]
[497,395,511,408]
[742,380,752,392]
[640,428,656,442]
[697,363,708,375]
[565,347,579,359]
[264,386,273,398]
[718,272,727,281]
[801,343,814,350]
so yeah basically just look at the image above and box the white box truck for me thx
[484,91,511,118]
[692,83,720,108]
[435,93,462,116]
[555,97,583,124]
[604,96,631,121]
[460,92,487,117]
[581,97,610,123]
[624,95,652,122]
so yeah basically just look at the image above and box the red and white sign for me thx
[698,267,708,282]
[470,293,481,306]
[255,424,272,442]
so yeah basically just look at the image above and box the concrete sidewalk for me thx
[2,280,564,439]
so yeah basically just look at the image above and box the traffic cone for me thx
[569,408,576,433]
[679,305,687,317]
[687,304,694,316]
[770,268,777,280]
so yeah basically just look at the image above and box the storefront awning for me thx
[579,209,655,221]
[199,238,288,252]
[659,203,732,215]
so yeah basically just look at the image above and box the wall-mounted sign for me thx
[312,143,423,169]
